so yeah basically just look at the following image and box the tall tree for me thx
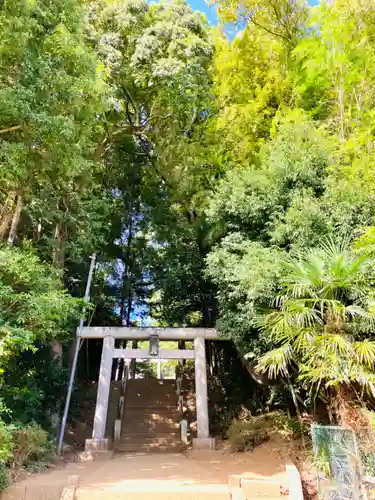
[0,0,108,261]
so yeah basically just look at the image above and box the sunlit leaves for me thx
[0,245,80,371]
[257,239,375,397]
[257,344,292,379]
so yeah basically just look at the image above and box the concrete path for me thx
[77,453,231,500]
[3,442,289,500]
[75,447,287,500]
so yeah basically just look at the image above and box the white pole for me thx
[57,254,96,454]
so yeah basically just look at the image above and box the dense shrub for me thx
[0,419,52,489]
[227,411,301,452]
[227,419,269,452]
[0,419,13,464]
[10,424,51,470]
[0,419,12,492]
[0,465,9,492]
[2,347,67,428]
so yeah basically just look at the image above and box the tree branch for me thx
[246,13,293,44]
[121,86,140,126]
[0,125,21,135]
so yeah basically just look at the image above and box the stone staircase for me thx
[116,378,182,453]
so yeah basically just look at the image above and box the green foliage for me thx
[0,0,109,257]
[4,0,375,457]
[0,418,51,488]
[0,245,80,369]
[227,418,269,452]
[207,235,282,347]
[0,465,9,492]
[257,238,375,398]
[0,419,13,464]
[227,411,302,452]
[10,424,51,470]
[2,347,68,427]
[312,445,331,478]
[203,0,375,418]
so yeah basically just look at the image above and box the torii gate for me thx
[81,327,217,452]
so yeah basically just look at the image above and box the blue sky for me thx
[186,0,320,32]
[187,0,219,24]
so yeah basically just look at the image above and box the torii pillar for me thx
[193,336,214,449]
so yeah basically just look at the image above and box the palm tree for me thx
[257,237,375,419]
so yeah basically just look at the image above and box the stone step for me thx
[126,396,176,401]
[118,440,181,449]
[123,411,179,419]
[127,379,176,386]
[124,404,178,410]
[2,485,64,500]
[77,492,229,500]
[121,428,180,435]
[240,478,283,498]
[122,420,178,428]
[125,401,177,407]
[121,434,180,441]
[125,400,177,406]
[121,424,180,433]
[126,385,176,392]
[126,390,176,398]
[116,443,182,453]
[123,411,178,418]
[123,414,178,421]
[128,396,176,400]
[124,407,178,413]
[126,388,176,396]
[126,390,176,397]
[122,420,178,429]
[122,417,180,430]
[120,433,180,442]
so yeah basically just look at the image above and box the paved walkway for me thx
[76,449,286,500]
[3,442,289,500]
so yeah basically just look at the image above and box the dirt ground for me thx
[2,439,291,500]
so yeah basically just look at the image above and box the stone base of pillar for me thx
[83,439,113,461]
[192,437,216,450]
[85,438,112,452]
[77,449,114,461]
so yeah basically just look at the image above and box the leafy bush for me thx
[2,347,67,428]
[267,410,307,439]
[10,424,51,469]
[0,245,80,372]
[227,419,269,452]
[0,420,53,488]
[227,411,302,452]
[0,419,13,464]
[0,465,9,492]
[0,417,12,491]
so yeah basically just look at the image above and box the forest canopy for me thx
[1,0,375,461]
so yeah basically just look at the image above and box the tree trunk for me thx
[7,193,22,245]
[178,340,186,367]
[51,223,65,433]
[51,340,63,433]
[52,224,65,269]
[126,289,132,326]
[0,193,16,239]
[338,84,345,141]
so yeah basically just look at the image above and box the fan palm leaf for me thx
[258,236,375,398]
[257,344,292,379]
[353,340,375,367]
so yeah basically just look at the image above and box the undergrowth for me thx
[227,410,304,452]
